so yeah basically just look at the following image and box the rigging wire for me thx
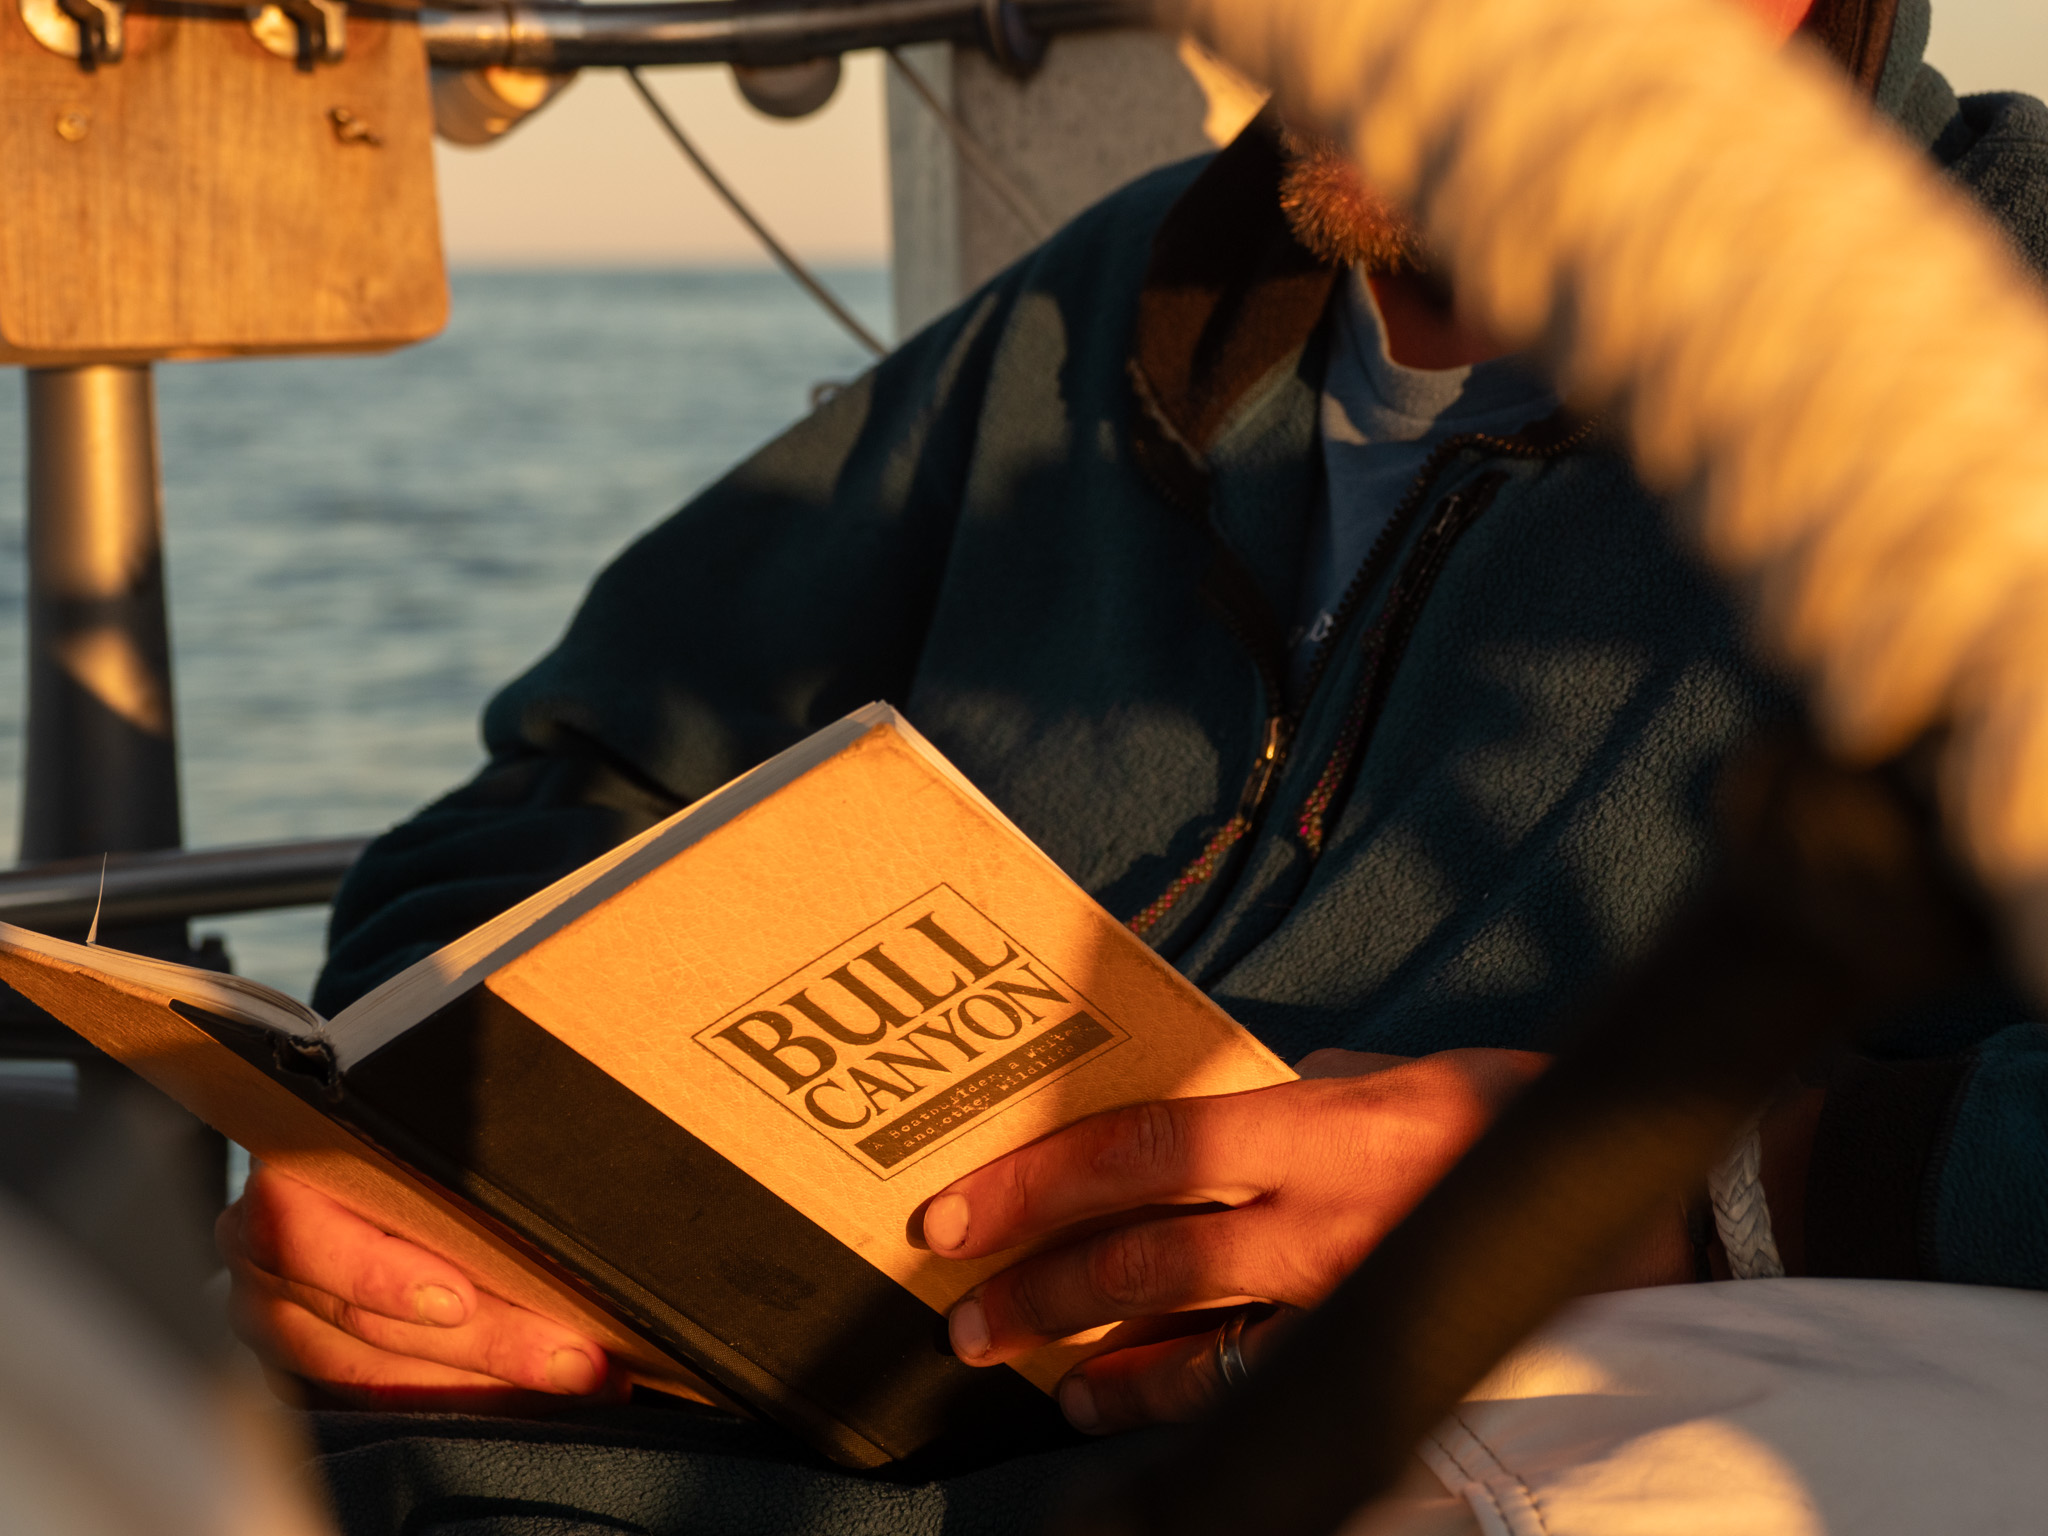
[625,67,886,357]
[884,48,1052,242]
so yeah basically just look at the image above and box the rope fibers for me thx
[1161,0,2048,996]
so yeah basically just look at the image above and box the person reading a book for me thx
[222,0,2048,1457]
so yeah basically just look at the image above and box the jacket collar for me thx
[1126,117,1336,503]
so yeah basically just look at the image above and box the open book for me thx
[0,705,1293,1468]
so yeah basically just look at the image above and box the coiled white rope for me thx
[1160,0,2048,999]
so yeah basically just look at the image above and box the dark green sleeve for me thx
[1806,1021,2048,1288]
[315,281,1022,1014]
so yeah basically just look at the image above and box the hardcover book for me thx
[0,705,1294,1467]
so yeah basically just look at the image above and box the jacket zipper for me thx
[1294,473,1504,853]
[1128,416,1598,938]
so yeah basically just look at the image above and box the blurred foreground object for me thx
[1063,0,2048,1519]
[0,1182,333,1536]
[1163,0,2048,1003]
[1066,734,1998,1536]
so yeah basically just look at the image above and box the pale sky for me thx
[435,52,891,265]
[435,3,2048,267]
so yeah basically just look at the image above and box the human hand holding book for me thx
[222,1166,618,1409]
[1,705,1306,1463]
[218,1046,1551,1429]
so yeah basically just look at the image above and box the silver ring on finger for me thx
[1212,1309,1253,1390]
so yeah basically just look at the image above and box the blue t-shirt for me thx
[1292,269,1556,689]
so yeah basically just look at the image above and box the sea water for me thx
[0,267,891,1002]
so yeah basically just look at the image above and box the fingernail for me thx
[1059,1374,1100,1432]
[924,1193,970,1253]
[412,1285,466,1326]
[949,1297,991,1362]
[547,1349,601,1394]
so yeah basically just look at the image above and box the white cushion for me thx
[1345,1279,2048,1536]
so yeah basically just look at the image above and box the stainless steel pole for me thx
[21,364,183,871]
[7,365,224,1234]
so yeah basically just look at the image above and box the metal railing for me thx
[419,0,1150,71]
[0,837,369,934]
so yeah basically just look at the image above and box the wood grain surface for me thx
[0,4,446,362]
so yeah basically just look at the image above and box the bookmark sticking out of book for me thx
[85,854,108,947]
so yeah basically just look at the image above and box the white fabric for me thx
[1344,1279,2048,1536]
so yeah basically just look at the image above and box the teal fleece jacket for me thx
[319,15,2048,1287]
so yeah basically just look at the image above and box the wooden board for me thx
[0,4,446,362]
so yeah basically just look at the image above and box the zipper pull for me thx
[1239,715,1292,814]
